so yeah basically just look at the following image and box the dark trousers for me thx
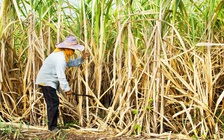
[40,86,59,131]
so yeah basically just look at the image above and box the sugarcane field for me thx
[0,0,224,139]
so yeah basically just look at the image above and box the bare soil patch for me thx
[0,128,147,140]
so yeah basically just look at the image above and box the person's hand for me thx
[82,52,90,60]
[65,90,74,103]
[66,90,73,95]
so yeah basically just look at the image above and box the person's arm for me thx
[67,57,84,67]
[67,52,90,67]
[55,60,70,92]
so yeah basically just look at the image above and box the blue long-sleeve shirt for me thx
[36,51,84,92]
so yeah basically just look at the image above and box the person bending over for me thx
[36,36,89,132]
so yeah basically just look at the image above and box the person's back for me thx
[36,51,67,91]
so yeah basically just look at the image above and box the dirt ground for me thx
[0,128,148,140]
[0,124,197,140]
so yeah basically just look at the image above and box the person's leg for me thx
[41,86,59,131]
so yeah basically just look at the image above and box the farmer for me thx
[36,36,89,132]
